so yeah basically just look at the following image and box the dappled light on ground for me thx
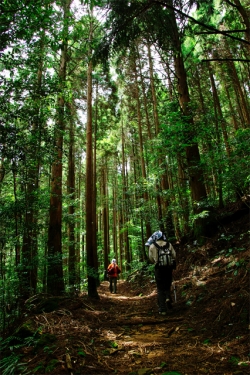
[1,210,249,374]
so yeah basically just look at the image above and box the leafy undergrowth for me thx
[0,205,249,375]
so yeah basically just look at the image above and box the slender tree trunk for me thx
[226,57,250,127]
[85,12,99,298]
[167,160,182,240]
[47,0,71,295]
[194,67,224,207]
[12,163,21,271]
[112,179,118,259]
[102,162,109,272]
[67,104,76,288]
[232,0,250,51]
[121,123,130,271]
[93,82,99,286]
[133,56,152,241]
[21,54,43,298]
[137,47,152,139]
[75,170,81,289]
[169,2,208,237]
[147,43,175,236]
[172,4,207,213]
[147,43,159,136]
[207,64,224,208]
[207,62,231,157]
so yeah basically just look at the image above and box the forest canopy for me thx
[0,0,249,328]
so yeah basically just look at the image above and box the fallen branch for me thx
[81,302,95,311]
[117,317,184,326]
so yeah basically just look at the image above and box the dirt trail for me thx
[3,210,249,375]
[19,269,248,375]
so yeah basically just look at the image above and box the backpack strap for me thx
[154,241,172,268]
[154,242,169,250]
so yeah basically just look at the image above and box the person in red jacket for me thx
[107,259,121,294]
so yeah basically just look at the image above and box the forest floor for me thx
[1,202,250,375]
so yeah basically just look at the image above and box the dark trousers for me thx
[155,266,173,312]
[109,277,117,293]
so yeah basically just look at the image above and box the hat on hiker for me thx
[145,231,167,246]
[112,259,116,264]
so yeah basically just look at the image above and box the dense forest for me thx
[0,0,249,346]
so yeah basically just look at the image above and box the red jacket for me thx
[107,263,121,278]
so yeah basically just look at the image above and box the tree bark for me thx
[67,103,76,288]
[133,55,152,241]
[170,1,208,237]
[85,11,99,298]
[207,62,231,158]
[47,0,72,295]
[21,35,44,298]
[102,162,110,272]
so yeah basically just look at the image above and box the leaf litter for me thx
[1,208,249,375]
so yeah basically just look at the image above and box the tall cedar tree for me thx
[85,11,99,299]
[47,0,72,295]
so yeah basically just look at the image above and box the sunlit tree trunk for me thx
[133,55,152,241]
[21,36,44,298]
[67,103,76,288]
[137,47,152,139]
[146,43,175,236]
[85,11,99,298]
[147,42,159,136]
[208,62,231,158]
[102,161,109,272]
[47,0,72,295]
[166,161,182,240]
[225,54,250,127]
[193,67,223,206]
[121,123,130,271]
[76,165,82,289]
[170,2,208,237]
[92,81,99,286]
[207,63,225,208]
[112,178,118,258]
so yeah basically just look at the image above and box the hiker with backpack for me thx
[146,231,176,315]
[107,259,121,294]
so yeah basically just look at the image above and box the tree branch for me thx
[196,29,247,34]
[202,58,250,62]
[223,0,239,9]
[152,0,250,45]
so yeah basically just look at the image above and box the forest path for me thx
[86,280,191,374]
[60,279,246,375]
[17,271,249,375]
[4,211,249,375]
[9,217,249,375]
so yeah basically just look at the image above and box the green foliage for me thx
[0,332,40,375]
[43,344,57,355]
[33,362,45,373]
[203,338,211,345]
[109,341,118,349]
[0,0,249,331]
[229,356,240,365]
[190,210,210,224]
[77,349,86,357]
[45,359,59,373]
[0,353,28,375]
